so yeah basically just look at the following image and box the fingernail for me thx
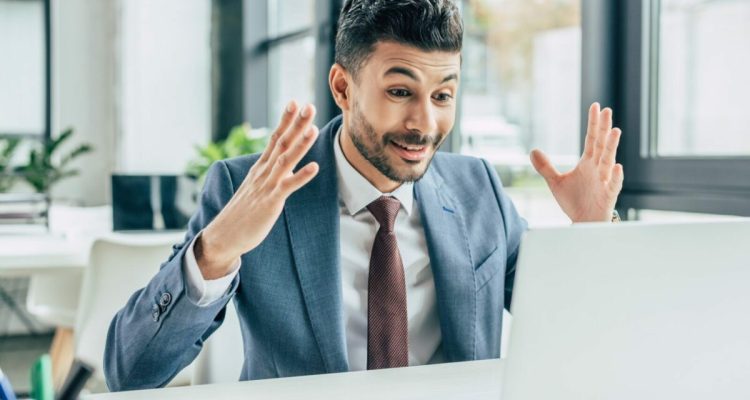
[304,126,317,139]
[300,104,310,118]
[286,101,296,113]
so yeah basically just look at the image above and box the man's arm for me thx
[104,101,321,391]
[103,160,240,391]
[183,231,240,306]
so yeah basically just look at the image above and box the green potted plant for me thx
[16,128,94,196]
[0,137,21,193]
[187,123,268,185]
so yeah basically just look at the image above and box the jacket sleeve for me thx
[480,159,528,311]
[104,160,240,391]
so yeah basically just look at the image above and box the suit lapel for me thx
[284,116,349,372]
[415,165,477,361]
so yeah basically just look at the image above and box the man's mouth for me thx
[389,140,429,161]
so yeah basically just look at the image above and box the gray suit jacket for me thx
[104,115,527,391]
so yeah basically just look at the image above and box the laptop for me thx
[111,175,198,232]
[502,220,750,400]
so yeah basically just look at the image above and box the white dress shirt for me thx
[182,127,442,370]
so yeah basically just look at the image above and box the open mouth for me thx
[389,140,429,161]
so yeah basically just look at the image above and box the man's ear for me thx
[329,63,352,112]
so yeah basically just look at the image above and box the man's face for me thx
[346,41,461,183]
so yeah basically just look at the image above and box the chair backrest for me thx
[73,233,189,389]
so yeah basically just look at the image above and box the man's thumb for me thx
[530,149,560,182]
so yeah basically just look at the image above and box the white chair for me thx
[26,272,82,329]
[73,232,192,392]
[190,299,245,385]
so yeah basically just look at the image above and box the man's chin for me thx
[386,160,431,183]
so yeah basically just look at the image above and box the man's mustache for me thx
[383,131,443,146]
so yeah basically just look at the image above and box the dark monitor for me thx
[111,174,198,231]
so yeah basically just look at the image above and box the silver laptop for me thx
[502,220,750,400]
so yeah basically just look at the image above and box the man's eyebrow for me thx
[384,66,419,82]
[384,67,459,84]
[441,73,458,83]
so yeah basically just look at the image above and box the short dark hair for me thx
[335,0,463,78]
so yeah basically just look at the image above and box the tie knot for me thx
[367,196,401,232]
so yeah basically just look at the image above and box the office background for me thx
[1,0,749,395]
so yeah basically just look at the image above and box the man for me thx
[104,0,623,391]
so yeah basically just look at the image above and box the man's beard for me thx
[348,102,446,183]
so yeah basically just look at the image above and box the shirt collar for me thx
[334,126,414,216]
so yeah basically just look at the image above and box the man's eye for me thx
[388,89,411,97]
[434,93,454,102]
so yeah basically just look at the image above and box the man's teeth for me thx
[393,141,424,151]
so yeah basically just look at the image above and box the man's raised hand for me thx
[530,103,624,223]
[195,102,320,278]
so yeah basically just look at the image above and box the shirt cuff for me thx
[182,231,241,307]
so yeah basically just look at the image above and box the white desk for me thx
[0,205,112,277]
[0,234,90,277]
[0,206,184,332]
[84,359,504,400]
[0,205,186,277]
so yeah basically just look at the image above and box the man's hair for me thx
[335,0,463,78]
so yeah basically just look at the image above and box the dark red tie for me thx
[366,196,408,370]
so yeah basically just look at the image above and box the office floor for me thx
[0,333,54,394]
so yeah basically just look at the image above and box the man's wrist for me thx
[195,231,236,279]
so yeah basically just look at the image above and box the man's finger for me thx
[264,104,316,173]
[599,128,621,180]
[608,163,624,194]
[278,162,320,196]
[259,100,299,165]
[268,123,319,184]
[593,107,612,161]
[530,149,561,183]
[582,102,600,158]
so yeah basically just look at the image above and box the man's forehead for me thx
[366,41,461,78]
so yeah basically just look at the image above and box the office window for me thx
[268,37,316,126]
[267,0,316,125]
[461,0,582,226]
[244,0,318,128]
[0,0,47,137]
[656,0,750,157]
[586,0,750,218]
[269,0,315,36]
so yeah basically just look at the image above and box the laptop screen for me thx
[111,175,198,231]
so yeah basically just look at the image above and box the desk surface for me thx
[0,234,89,276]
[84,359,504,400]
[0,231,185,276]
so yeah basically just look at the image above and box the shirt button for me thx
[151,304,160,322]
[159,292,172,307]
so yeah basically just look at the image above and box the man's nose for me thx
[404,98,438,135]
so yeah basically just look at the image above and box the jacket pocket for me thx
[474,246,504,291]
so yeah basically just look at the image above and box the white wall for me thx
[118,0,212,174]
[52,0,118,205]
[50,0,212,205]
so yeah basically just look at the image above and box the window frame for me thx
[583,0,750,218]
[243,0,342,132]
